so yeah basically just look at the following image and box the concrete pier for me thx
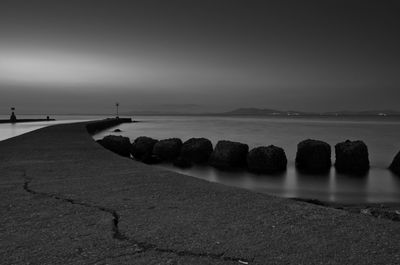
[0,119,399,264]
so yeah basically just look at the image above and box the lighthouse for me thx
[10,107,17,122]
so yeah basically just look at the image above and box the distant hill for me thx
[122,107,400,117]
[221,108,400,117]
[222,108,308,116]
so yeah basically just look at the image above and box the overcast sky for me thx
[0,0,399,114]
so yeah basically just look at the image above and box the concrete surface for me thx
[0,121,399,264]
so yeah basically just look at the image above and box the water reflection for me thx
[160,163,400,203]
[332,171,369,202]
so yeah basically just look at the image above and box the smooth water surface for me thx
[95,115,400,203]
[0,115,100,141]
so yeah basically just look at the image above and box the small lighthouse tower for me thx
[10,107,17,122]
[115,102,120,119]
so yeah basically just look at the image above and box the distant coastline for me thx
[221,108,400,117]
[122,107,400,117]
[2,108,400,118]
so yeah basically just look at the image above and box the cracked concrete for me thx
[22,175,249,263]
[23,177,124,240]
[1,120,400,264]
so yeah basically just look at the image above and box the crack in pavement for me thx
[23,177,251,264]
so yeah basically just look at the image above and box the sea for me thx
[0,115,96,141]
[1,114,400,203]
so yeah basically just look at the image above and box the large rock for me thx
[180,138,213,163]
[209,140,249,170]
[390,151,400,176]
[335,140,370,174]
[97,135,131,157]
[247,145,287,174]
[131,136,158,161]
[152,138,183,161]
[295,139,331,173]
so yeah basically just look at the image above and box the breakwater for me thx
[98,133,400,177]
[0,118,56,124]
[1,119,400,264]
[86,117,132,134]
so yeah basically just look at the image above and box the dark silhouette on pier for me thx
[10,107,17,122]
[0,107,56,124]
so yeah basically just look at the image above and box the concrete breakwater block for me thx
[97,135,132,157]
[131,136,158,162]
[180,137,213,164]
[295,139,331,173]
[209,140,249,170]
[152,138,183,161]
[335,140,370,174]
[247,145,287,174]
[389,151,400,176]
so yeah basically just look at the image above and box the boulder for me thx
[131,136,158,161]
[247,145,287,174]
[98,135,131,157]
[180,138,213,163]
[173,157,192,168]
[335,140,370,174]
[295,139,331,173]
[152,138,183,161]
[389,151,400,176]
[209,140,249,170]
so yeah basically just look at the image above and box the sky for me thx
[0,0,400,114]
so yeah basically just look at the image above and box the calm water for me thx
[95,116,400,203]
[0,115,99,141]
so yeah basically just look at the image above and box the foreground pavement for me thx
[0,121,399,265]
